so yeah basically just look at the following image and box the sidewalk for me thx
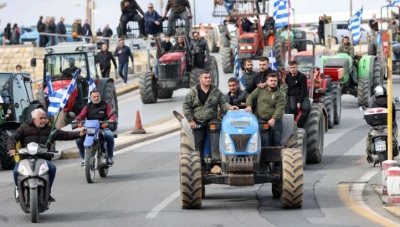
[373,176,400,218]
[60,118,180,159]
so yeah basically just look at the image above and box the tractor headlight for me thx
[27,142,39,155]
[248,132,259,153]
[18,164,28,176]
[246,46,253,50]
[221,132,234,153]
[38,162,49,176]
[240,46,246,50]
[86,127,96,134]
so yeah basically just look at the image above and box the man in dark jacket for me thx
[144,3,163,38]
[8,109,85,202]
[120,0,145,38]
[83,19,93,43]
[114,39,134,85]
[3,23,11,45]
[116,23,123,38]
[161,36,172,53]
[242,59,258,89]
[318,15,328,46]
[190,32,210,69]
[220,77,248,118]
[56,17,66,43]
[102,24,113,47]
[246,57,277,94]
[47,17,56,46]
[163,0,193,36]
[262,14,275,43]
[171,36,185,51]
[37,16,46,47]
[74,91,117,166]
[241,17,253,33]
[286,61,310,128]
[97,44,117,78]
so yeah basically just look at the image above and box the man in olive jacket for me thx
[183,70,238,163]
[8,109,86,202]
[245,72,286,147]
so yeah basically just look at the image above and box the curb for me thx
[60,125,180,159]
[116,82,139,96]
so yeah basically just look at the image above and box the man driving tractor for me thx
[337,36,357,87]
[62,58,78,77]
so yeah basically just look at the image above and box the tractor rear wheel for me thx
[139,72,158,104]
[274,36,286,67]
[281,148,303,208]
[205,56,219,87]
[368,43,377,56]
[330,82,341,125]
[357,78,371,108]
[306,105,324,163]
[319,94,334,129]
[158,89,173,99]
[297,128,307,168]
[285,122,298,148]
[102,81,119,131]
[221,47,234,73]
[372,58,382,90]
[296,31,307,52]
[180,151,202,209]
[0,130,16,170]
[262,46,273,57]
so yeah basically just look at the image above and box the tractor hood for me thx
[159,52,185,64]
[43,79,72,94]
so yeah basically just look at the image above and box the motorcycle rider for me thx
[74,90,117,167]
[337,36,357,87]
[366,85,397,163]
[242,59,258,90]
[190,32,211,69]
[8,109,86,202]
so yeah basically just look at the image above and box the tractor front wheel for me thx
[221,47,234,73]
[319,94,334,129]
[180,151,202,209]
[357,78,371,108]
[330,82,341,125]
[306,105,324,163]
[102,81,119,131]
[0,130,16,170]
[281,148,304,208]
[139,72,158,104]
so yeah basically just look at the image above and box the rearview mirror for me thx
[31,58,37,67]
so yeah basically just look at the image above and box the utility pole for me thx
[159,0,163,14]
[350,0,353,44]
[193,0,196,27]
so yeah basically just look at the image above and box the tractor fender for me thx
[97,78,115,98]
[317,103,328,132]
[181,118,195,149]
[358,56,376,84]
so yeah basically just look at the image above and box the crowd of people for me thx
[2,23,21,45]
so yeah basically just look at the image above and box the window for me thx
[45,54,87,80]
[337,24,348,30]
[239,38,254,44]
[0,74,11,103]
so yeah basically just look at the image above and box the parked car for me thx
[0,27,33,45]
[306,22,370,45]
[21,24,74,46]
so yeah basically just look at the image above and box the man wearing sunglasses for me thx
[144,3,163,38]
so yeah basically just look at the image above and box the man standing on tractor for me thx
[8,109,86,202]
[190,32,211,69]
[120,0,145,39]
[262,14,275,43]
[368,13,380,38]
[245,57,277,94]
[245,72,286,146]
[286,61,310,128]
[242,59,258,89]
[163,0,193,37]
[114,39,134,86]
[74,91,117,167]
[338,36,357,87]
[241,17,254,33]
[97,44,118,78]
[183,70,238,168]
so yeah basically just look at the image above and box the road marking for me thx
[145,190,180,219]
[338,169,400,227]
[118,94,140,105]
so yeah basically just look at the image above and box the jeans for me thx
[223,0,235,13]
[118,62,129,83]
[121,13,144,37]
[76,128,115,159]
[14,161,56,192]
[154,57,159,77]
[145,22,163,35]
[167,11,190,36]
[288,96,311,128]
[259,118,283,147]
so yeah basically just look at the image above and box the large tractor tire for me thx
[318,94,334,129]
[221,47,234,73]
[297,128,307,168]
[189,68,206,87]
[262,46,273,57]
[180,151,202,209]
[357,78,371,108]
[368,43,377,56]
[207,28,219,53]
[296,31,307,52]
[205,56,219,87]
[372,58,382,90]
[281,148,304,208]
[139,72,158,104]
[102,81,119,131]
[274,36,286,68]
[0,130,16,170]
[158,89,174,99]
[285,122,298,148]
[306,105,324,164]
[330,82,341,125]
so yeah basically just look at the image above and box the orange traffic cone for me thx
[131,111,146,134]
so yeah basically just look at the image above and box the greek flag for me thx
[269,49,278,70]
[88,77,97,102]
[234,45,245,89]
[349,7,363,45]
[387,0,400,6]
[47,70,78,116]
[273,0,290,28]
[46,69,54,96]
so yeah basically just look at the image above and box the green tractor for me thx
[0,72,47,170]
[321,53,382,107]
[277,28,307,53]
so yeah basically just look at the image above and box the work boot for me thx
[366,155,373,163]
[49,195,56,202]
[107,158,114,167]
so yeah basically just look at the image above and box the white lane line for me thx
[145,190,180,219]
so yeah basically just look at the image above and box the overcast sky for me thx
[0,0,391,31]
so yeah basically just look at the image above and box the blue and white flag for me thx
[47,70,78,116]
[387,0,400,6]
[273,0,290,28]
[269,49,278,70]
[46,68,54,96]
[88,77,97,102]
[349,7,363,45]
[234,45,245,89]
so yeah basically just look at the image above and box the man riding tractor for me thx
[163,0,193,37]
[337,36,357,88]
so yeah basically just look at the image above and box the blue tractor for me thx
[174,110,304,209]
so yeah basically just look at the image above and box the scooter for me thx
[15,142,57,223]
[71,109,118,183]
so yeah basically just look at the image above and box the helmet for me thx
[374,85,387,97]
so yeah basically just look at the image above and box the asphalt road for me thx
[2,52,400,226]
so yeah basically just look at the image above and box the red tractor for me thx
[139,36,219,104]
